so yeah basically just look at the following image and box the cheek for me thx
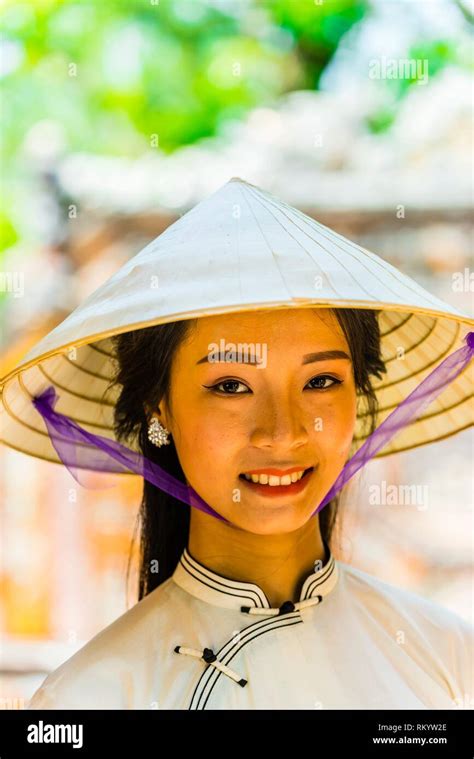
[313,392,357,456]
[173,409,243,479]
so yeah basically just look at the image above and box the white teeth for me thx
[242,470,307,486]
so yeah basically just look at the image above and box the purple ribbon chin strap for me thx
[32,330,474,525]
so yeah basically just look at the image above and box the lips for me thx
[242,466,311,477]
[239,466,315,496]
[240,465,313,484]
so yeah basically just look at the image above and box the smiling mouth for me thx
[238,467,314,487]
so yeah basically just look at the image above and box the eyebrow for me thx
[196,349,352,365]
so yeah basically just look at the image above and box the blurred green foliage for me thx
[366,36,472,133]
[1,0,367,159]
[0,0,471,257]
[0,0,369,254]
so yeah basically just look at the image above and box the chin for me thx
[232,502,312,535]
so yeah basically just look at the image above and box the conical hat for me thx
[1,177,472,468]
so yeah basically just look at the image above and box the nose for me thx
[248,391,309,449]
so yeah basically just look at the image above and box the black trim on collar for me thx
[172,539,339,611]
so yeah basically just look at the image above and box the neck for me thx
[187,509,327,608]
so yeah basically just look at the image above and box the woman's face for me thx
[159,308,357,534]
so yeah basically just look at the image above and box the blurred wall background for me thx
[0,0,472,709]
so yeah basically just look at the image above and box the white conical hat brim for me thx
[1,178,473,468]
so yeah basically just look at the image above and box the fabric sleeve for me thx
[26,655,134,710]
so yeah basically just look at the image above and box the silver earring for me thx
[148,417,171,447]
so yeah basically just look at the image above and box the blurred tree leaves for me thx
[0,0,368,159]
[366,37,471,133]
[0,0,369,253]
[0,0,471,256]
[269,0,367,88]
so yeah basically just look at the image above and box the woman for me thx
[1,179,472,709]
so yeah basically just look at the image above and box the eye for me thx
[306,374,342,391]
[203,379,251,395]
[203,374,342,395]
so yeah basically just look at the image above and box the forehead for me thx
[182,308,347,352]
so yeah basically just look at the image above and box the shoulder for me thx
[27,578,177,710]
[337,559,473,638]
[336,559,473,698]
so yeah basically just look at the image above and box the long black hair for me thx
[109,308,387,602]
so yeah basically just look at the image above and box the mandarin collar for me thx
[171,541,339,612]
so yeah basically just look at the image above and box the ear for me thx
[144,401,170,430]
